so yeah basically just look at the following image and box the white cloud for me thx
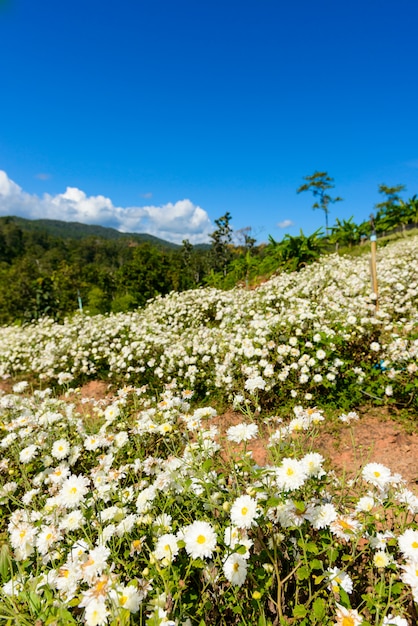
[277,219,294,229]
[0,170,213,244]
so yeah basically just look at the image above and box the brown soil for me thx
[211,407,418,492]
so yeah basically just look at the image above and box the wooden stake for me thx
[369,214,378,310]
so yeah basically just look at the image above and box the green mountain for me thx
[0,216,180,248]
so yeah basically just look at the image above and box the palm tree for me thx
[329,217,361,250]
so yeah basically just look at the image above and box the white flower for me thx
[355,495,375,513]
[154,533,179,563]
[223,553,247,587]
[83,598,109,626]
[19,444,38,464]
[58,474,90,509]
[382,615,408,626]
[301,452,325,478]
[230,495,259,529]
[226,423,258,443]
[327,567,353,594]
[59,509,85,531]
[334,603,363,625]
[51,439,70,460]
[330,516,361,541]
[110,584,142,613]
[362,463,392,490]
[306,503,337,529]
[275,458,308,491]
[36,525,62,555]
[398,529,418,562]
[81,545,110,583]
[104,403,120,423]
[373,551,393,569]
[244,376,265,392]
[370,342,380,352]
[183,521,217,559]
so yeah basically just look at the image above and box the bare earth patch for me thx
[211,407,418,492]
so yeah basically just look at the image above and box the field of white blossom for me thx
[1,237,418,625]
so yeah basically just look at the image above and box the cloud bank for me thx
[277,219,294,229]
[0,170,213,245]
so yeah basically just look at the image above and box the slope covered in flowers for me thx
[0,237,418,626]
[0,237,417,409]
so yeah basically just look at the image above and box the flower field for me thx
[1,237,418,625]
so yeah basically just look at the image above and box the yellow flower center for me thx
[120,595,127,606]
[412,541,418,549]
[339,519,353,530]
[241,507,248,516]
[341,616,355,626]
[233,562,240,572]
[70,487,77,494]
[197,535,206,544]
[373,471,381,477]
[286,467,294,475]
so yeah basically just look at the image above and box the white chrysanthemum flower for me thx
[58,474,90,509]
[382,615,408,626]
[104,403,120,423]
[9,522,37,560]
[83,597,109,626]
[275,458,308,491]
[51,439,70,460]
[81,545,111,583]
[373,551,393,569]
[19,444,38,464]
[154,533,179,562]
[370,342,380,352]
[226,423,258,443]
[355,495,375,513]
[339,411,359,423]
[230,495,259,529]
[49,463,70,484]
[36,525,62,555]
[335,603,363,626]
[223,553,247,587]
[398,529,418,562]
[306,502,337,529]
[110,584,142,613]
[183,521,217,559]
[327,567,353,594]
[59,509,85,531]
[330,516,361,541]
[301,452,326,478]
[362,463,392,490]
[244,376,266,392]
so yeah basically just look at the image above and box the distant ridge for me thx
[0,216,181,248]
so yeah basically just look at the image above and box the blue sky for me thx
[0,0,417,244]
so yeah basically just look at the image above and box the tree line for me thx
[0,174,416,324]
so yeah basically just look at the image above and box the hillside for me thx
[0,215,180,248]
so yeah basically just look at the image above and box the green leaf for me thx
[305,541,319,554]
[266,497,280,508]
[312,597,326,621]
[292,604,307,618]
[310,558,322,570]
[296,565,310,580]
[339,587,351,609]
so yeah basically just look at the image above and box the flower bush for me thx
[0,235,418,625]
